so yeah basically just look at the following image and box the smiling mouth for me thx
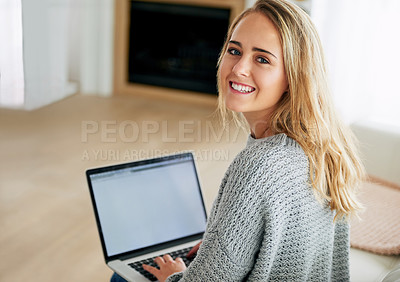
[230,81,255,94]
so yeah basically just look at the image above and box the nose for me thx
[232,56,251,77]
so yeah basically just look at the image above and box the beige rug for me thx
[350,181,400,255]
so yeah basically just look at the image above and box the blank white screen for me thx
[91,160,206,256]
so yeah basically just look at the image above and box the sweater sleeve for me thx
[166,146,276,281]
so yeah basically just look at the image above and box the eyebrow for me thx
[229,40,277,59]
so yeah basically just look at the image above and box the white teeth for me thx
[231,82,254,93]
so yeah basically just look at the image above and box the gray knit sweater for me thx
[167,133,350,281]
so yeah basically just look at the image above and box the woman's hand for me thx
[142,254,186,282]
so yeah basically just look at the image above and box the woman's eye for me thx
[257,57,270,64]
[228,48,241,56]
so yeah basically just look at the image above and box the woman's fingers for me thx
[163,254,173,263]
[154,256,166,265]
[143,255,187,282]
[142,263,160,277]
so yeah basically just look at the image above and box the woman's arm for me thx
[164,150,273,281]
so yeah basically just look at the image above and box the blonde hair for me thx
[217,0,365,220]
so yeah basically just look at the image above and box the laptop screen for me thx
[87,153,207,258]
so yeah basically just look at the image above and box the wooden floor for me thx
[0,94,247,282]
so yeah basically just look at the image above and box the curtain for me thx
[0,0,24,108]
[311,0,400,126]
[0,0,78,110]
[70,0,114,96]
[21,0,77,110]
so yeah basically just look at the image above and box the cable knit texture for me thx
[167,133,350,282]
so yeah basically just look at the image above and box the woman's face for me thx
[219,12,288,121]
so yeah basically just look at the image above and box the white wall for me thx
[21,0,77,110]
[8,0,114,111]
[68,0,114,97]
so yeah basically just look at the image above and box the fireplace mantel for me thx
[113,0,245,105]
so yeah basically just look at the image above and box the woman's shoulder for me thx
[216,133,314,220]
[246,133,301,150]
[239,133,307,166]
[222,133,308,190]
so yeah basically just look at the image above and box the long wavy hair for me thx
[217,0,365,219]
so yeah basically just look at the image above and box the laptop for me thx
[86,152,207,281]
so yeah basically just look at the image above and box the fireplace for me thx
[114,0,245,103]
[129,1,231,94]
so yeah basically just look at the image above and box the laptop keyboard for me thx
[128,247,195,281]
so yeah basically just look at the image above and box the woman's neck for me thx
[244,113,273,139]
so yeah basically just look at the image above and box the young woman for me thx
[112,0,365,281]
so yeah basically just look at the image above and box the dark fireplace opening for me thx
[128,1,231,95]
